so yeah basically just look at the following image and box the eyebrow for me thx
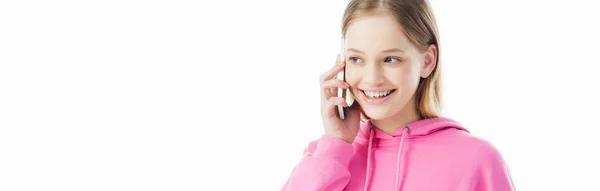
[347,48,405,54]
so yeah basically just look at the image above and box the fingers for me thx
[322,96,347,118]
[321,79,349,100]
[328,97,347,108]
[322,79,349,90]
[319,56,346,83]
[321,96,346,109]
[322,87,336,101]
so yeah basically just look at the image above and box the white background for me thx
[1,0,599,190]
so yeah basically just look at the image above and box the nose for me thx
[364,64,384,86]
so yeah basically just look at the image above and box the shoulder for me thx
[455,134,515,189]
[437,129,509,166]
[463,133,506,163]
[471,138,510,170]
[452,132,511,171]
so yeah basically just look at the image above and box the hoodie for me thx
[280,117,515,191]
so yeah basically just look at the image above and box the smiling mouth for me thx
[360,89,396,99]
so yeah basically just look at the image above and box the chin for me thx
[361,106,395,120]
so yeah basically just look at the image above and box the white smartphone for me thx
[336,38,347,119]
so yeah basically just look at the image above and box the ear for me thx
[420,44,437,78]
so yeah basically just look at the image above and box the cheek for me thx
[388,64,421,88]
[344,67,361,86]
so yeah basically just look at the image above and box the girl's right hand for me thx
[319,54,362,144]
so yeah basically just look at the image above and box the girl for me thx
[281,0,515,190]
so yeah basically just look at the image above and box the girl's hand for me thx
[319,54,362,144]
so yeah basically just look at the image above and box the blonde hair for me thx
[342,0,442,120]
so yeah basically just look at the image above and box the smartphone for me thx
[336,38,354,119]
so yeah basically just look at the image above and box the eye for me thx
[349,57,363,64]
[384,57,402,63]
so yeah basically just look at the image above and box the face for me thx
[344,13,436,120]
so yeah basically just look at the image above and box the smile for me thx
[360,89,396,104]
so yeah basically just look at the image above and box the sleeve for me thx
[473,142,516,191]
[280,134,355,191]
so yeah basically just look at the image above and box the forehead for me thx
[345,14,413,52]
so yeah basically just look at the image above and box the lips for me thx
[362,90,393,98]
[360,89,396,104]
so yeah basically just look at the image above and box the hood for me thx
[354,116,469,144]
[354,117,469,191]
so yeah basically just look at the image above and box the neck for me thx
[371,97,422,134]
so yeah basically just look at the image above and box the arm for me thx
[280,135,354,191]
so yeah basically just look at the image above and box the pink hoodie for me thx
[281,117,515,191]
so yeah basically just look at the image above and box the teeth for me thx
[364,90,392,98]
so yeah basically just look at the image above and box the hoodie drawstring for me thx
[394,126,410,191]
[363,125,410,191]
[363,127,374,191]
